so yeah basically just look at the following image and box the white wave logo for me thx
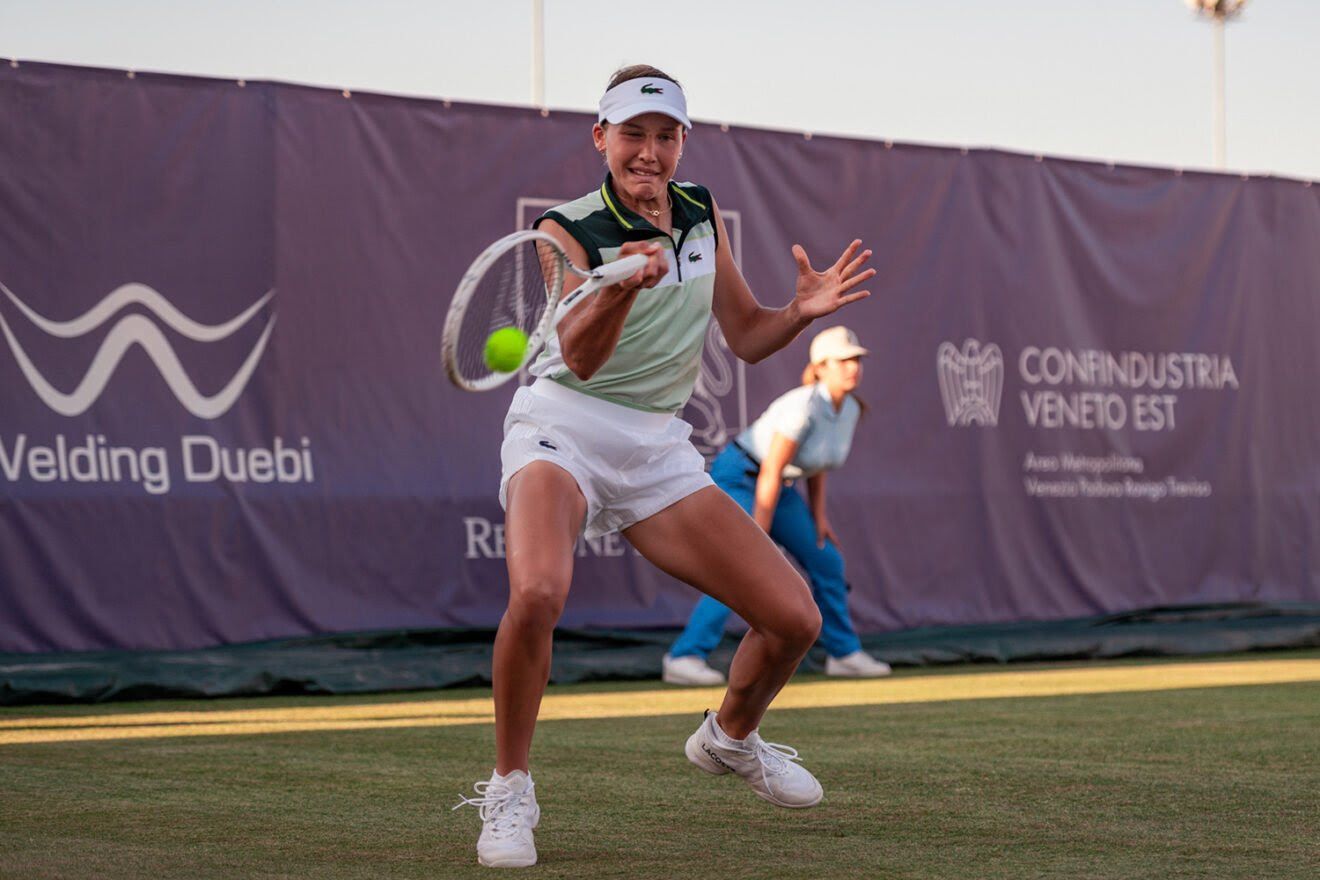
[937,339,1004,427]
[0,282,275,418]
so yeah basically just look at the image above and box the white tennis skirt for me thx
[499,378,713,538]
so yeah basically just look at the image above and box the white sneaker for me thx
[662,653,726,686]
[454,769,540,868]
[825,651,892,678]
[684,711,823,808]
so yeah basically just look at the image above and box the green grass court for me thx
[3,651,1318,879]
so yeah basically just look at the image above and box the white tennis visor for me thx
[597,79,691,129]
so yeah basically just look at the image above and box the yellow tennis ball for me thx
[483,326,528,372]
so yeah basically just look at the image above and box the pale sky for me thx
[2,0,1318,180]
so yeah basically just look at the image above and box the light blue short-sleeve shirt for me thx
[734,383,861,480]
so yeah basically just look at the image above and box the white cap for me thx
[809,326,869,364]
[597,78,691,129]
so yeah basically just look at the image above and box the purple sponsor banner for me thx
[1,62,1317,654]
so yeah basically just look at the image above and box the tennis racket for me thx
[442,230,648,391]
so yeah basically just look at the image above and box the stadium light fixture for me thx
[1184,1,1248,169]
[531,0,546,108]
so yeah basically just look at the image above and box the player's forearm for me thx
[559,288,641,380]
[731,300,812,364]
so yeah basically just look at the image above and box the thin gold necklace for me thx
[630,191,672,218]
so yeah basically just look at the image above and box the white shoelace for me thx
[452,780,535,840]
[752,739,803,776]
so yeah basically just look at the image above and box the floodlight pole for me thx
[531,0,546,108]
[1212,15,1226,168]
[1185,1,1247,170]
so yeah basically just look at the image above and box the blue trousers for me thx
[669,444,863,660]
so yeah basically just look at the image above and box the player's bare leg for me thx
[626,486,820,734]
[625,486,825,807]
[494,461,587,773]
[457,461,586,868]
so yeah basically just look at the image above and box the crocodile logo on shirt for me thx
[688,252,702,263]
[640,84,663,95]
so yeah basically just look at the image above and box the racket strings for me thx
[451,241,563,385]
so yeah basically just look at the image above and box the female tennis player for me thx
[455,65,875,868]
[663,325,892,686]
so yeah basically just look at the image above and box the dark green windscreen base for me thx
[3,603,1319,706]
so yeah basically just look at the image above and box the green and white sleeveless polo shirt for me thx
[530,174,718,414]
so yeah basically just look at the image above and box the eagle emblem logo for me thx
[937,339,1004,427]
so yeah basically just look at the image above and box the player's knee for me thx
[796,604,824,649]
[770,594,821,652]
[508,577,569,630]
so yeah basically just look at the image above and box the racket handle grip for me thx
[594,253,648,286]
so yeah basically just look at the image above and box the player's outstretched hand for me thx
[790,240,875,320]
